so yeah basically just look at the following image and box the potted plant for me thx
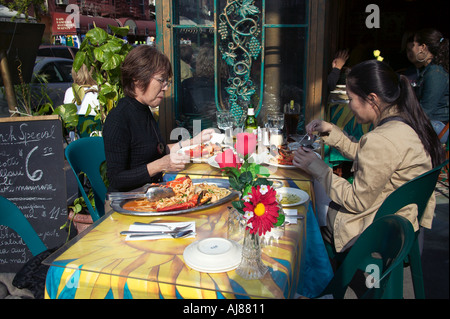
[54,25,133,235]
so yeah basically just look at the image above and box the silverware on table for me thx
[123,229,194,239]
[106,185,175,201]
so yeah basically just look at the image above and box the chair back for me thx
[374,159,449,222]
[320,215,415,299]
[65,136,107,221]
[0,196,47,256]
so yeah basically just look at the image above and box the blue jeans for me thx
[431,120,449,143]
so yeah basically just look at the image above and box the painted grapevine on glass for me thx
[218,0,262,125]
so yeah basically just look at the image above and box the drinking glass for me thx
[267,112,284,130]
[216,111,234,146]
[216,111,233,132]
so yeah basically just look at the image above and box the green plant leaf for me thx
[86,27,109,46]
[231,200,245,214]
[102,54,123,71]
[53,104,78,129]
[73,51,86,72]
[110,25,130,37]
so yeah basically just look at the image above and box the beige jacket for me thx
[308,114,435,252]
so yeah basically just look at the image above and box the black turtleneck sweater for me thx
[103,96,166,192]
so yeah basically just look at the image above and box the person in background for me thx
[64,64,101,137]
[399,32,425,85]
[327,49,350,91]
[64,64,98,116]
[103,45,213,192]
[411,28,449,143]
[293,60,445,253]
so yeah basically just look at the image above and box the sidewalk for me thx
[421,184,449,299]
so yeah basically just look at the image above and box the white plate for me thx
[264,155,297,169]
[207,156,220,168]
[208,150,248,169]
[183,238,242,273]
[276,187,309,207]
[178,143,225,162]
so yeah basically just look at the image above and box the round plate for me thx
[207,156,220,169]
[183,238,242,273]
[276,187,309,207]
[264,155,297,169]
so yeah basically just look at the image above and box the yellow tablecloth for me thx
[44,169,315,299]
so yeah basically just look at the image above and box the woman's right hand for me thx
[305,119,333,135]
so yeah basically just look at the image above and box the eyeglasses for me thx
[153,77,172,88]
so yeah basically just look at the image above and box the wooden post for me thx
[0,49,18,116]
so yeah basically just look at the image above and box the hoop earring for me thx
[416,51,427,63]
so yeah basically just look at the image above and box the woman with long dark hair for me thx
[412,28,449,142]
[293,60,445,252]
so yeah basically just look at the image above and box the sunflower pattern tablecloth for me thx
[44,180,331,299]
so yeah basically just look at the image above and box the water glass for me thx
[267,112,284,130]
[216,111,233,132]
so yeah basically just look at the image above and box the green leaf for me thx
[102,54,123,71]
[274,211,285,227]
[53,104,78,129]
[86,27,109,46]
[73,51,86,72]
[231,200,245,214]
[110,25,130,37]
[228,175,243,192]
[239,171,253,185]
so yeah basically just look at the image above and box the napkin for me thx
[284,209,301,225]
[210,133,225,145]
[124,222,196,241]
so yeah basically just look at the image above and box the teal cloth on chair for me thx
[65,136,107,222]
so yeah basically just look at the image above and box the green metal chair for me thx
[65,136,107,222]
[325,159,449,298]
[317,215,415,299]
[0,196,47,256]
[372,159,449,299]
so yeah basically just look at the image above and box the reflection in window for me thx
[173,0,308,135]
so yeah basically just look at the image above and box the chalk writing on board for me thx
[0,116,67,272]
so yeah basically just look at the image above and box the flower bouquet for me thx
[214,132,285,279]
[214,132,285,235]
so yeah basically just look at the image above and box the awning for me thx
[117,18,137,35]
[135,20,156,37]
[78,15,120,34]
[117,18,156,37]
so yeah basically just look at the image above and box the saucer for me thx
[183,238,242,273]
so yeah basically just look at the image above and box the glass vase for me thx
[227,207,246,245]
[236,228,268,280]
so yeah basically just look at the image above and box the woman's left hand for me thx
[192,128,215,144]
[292,147,320,172]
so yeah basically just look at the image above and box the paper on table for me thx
[125,222,196,241]
[284,209,300,224]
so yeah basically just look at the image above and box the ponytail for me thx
[397,75,445,167]
[415,28,449,72]
[347,60,445,167]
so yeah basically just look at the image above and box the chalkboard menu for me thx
[0,115,67,272]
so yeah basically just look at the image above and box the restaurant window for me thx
[161,0,309,136]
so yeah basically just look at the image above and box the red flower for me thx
[235,132,257,158]
[243,185,280,235]
[215,148,241,169]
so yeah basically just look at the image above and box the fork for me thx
[132,222,192,233]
